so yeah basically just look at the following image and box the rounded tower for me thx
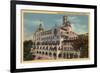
[63,16,67,25]
[62,16,72,32]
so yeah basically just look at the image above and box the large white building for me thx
[31,16,80,60]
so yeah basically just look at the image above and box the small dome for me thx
[37,23,44,32]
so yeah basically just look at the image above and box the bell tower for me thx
[62,16,72,32]
[63,16,67,25]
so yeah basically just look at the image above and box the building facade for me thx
[31,16,80,60]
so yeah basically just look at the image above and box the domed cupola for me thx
[37,20,44,32]
[63,16,71,27]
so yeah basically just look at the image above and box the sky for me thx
[23,12,89,40]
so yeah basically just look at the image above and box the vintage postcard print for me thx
[22,10,89,62]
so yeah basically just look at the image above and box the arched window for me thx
[39,51,41,54]
[53,53,56,59]
[54,46,57,51]
[49,47,52,51]
[42,52,44,55]
[46,46,48,50]
[45,52,48,55]
[58,53,62,58]
[49,52,52,56]
[67,32,69,34]
[40,51,42,54]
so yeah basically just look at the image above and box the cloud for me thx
[68,16,77,20]
[68,16,81,24]
[71,23,88,34]
[24,19,44,40]
[55,18,62,25]
[68,15,88,34]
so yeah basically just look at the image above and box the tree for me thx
[23,40,33,61]
[72,34,88,58]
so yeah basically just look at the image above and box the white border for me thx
[16,4,94,69]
